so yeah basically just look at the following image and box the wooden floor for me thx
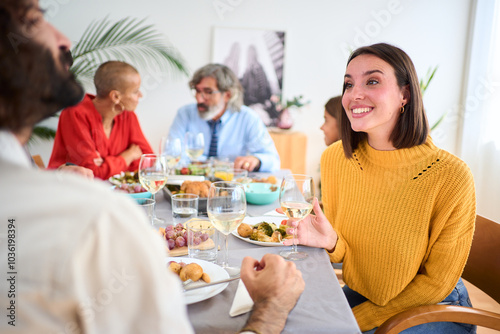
[463,279,500,334]
[335,271,500,333]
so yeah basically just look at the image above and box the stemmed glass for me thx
[185,132,205,163]
[160,136,182,171]
[207,181,246,275]
[138,154,169,225]
[279,174,314,261]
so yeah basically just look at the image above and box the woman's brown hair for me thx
[325,96,343,119]
[340,43,429,158]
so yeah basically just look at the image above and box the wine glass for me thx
[138,154,169,225]
[207,181,246,275]
[160,136,182,171]
[279,174,314,261]
[185,132,205,163]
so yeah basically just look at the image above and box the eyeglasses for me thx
[191,88,221,99]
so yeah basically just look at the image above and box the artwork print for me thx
[212,27,286,126]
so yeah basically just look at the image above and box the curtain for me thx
[460,0,500,221]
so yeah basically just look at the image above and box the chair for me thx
[375,215,500,333]
[32,155,45,169]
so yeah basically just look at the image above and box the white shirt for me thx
[0,131,193,333]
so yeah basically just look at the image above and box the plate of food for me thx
[109,171,152,198]
[166,257,230,305]
[108,171,139,186]
[232,216,291,247]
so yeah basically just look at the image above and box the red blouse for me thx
[48,94,153,179]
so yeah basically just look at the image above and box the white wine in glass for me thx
[279,174,314,261]
[185,132,205,162]
[207,181,246,275]
[138,154,169,225]
[159,136,182,170]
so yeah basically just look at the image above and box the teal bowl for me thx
[245,183,279,205]
[127,190,152,199]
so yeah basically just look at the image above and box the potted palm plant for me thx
[31,16,188,142]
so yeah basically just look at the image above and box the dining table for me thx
[154,170,361,334]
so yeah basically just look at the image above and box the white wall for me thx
[33,0,472,188]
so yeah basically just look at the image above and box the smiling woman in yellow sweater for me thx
[284,43,476,334]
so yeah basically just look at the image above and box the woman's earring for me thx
[400,105,405,114]
[114,102,125,113]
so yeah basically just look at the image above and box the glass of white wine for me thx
[207,181,246,274]
[138,154,169,224]
[185,132,205,163]
[159,136,182,171]
[279,174,314,261]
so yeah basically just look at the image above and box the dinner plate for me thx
[166,257,230,305]
[231,216,287,247]
[108,171,139,186]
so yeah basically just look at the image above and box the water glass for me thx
[172,193,198,224]
[135,198,155,225]
[187,219,218,262]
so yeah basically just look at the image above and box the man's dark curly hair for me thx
[0,0,83,132]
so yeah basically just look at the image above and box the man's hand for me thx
[240,254,305,334]
[58,164,94,179]
[234,156,260,172]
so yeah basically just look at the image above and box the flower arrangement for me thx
[271,95,310,129]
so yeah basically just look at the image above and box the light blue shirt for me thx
[168,104,280,172]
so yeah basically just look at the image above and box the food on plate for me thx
[167,261,211,283]
[114,183,147,194]
[175,163,211,176]
[251,175,277,184]
[237,223,253,238]
[181,180,212,198]
[237,221,291,243]
[168,261,183,275]
[159,223,188,250]
[159,223,211,251]
[110,171,139,184]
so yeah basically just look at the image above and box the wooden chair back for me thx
[375,214,500,333]
[462,214,500,304]
[32,155,45,169]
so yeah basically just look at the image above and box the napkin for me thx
[229,280,254,317]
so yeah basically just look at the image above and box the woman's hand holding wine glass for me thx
[279,174,314,261]
[282,198,338,252]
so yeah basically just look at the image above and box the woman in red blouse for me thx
[48,61,153,179]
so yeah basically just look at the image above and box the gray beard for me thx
[198,102,225,120]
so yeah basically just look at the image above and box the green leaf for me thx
[420,66,438,95]
[431,112,447,131]
[30,126,56,144]
[70,16,188,90]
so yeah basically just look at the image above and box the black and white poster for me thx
[212,27,286,126]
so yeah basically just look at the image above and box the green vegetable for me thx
[257,222,274,237]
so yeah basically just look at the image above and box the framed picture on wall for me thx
[212,27,286,126]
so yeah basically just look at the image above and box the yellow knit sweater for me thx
[320,137,476,332]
